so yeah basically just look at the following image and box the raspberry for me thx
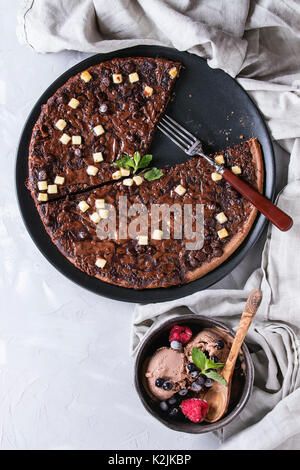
[169,325,192,345]
[180,398,209,423]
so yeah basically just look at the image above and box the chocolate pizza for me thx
[27,57,263,289]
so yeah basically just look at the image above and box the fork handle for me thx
[222,169,293,232]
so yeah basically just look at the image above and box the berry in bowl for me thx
[134,315,254,433]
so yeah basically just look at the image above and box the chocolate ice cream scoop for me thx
[184,328,231,364]
[144,347,188,400]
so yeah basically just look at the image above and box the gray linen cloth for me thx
[17,0,300,450]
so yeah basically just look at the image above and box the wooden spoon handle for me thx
[222,169,293,231]
[222,289,262,384]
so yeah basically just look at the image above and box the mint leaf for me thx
[114,154,135,170]
[205,371,228,386]
[192,347,206,370]
[205,358,225,370]
[144,168,163,181]
[133,151,141,170]
[138,154,153,169]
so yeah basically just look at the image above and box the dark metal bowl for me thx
[134,314,254,433]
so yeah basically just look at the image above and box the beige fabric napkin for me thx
[17,0,300,449]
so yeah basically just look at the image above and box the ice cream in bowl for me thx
[134,314,254,433]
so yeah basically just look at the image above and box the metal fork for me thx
[157,115,292,231]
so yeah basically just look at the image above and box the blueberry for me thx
[190,370,198,379]
[78,228,88,240]
[74,149,82,157]
[99,103,108,113]
[169,407,179,417]
[204,350,210,358]
[187,362,196,372]
[196,375,205,386]
[191,382,202,392]
[216,340,224,350]
[160,401,168,411]
[170,340,182,350]
[155,378,164,388]
[178,388,188,397]
[162,381,173,391]
[168,396,177,406]
[211,355,219,363]
[204,378,213,388]
[38,170,47,180]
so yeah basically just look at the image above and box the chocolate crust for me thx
[35,138,264,289]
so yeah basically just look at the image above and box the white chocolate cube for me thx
[68,98,79,109]
[216,212,228,224]
[129,72,139,83]
[175,184,186,196]
[81,71,92,83]
[211,172,223,181]
[169,67,177,78]
[123,178,133,187]
[144,85,153,97]
[95,199,105,209]
[38,193,48,202]
[215,154,225,165]
[93,152,104,163]
[231,166,242,175]
[112,74,123,84]
[112,170,121,180]
[38,181,48,191]
[90,212,101,224]
[217,228,229,239]
[99,209,108,219]
[55,119,67,131]
[54,175,65,185]
[72,135,82,145]
[133,175,143,186]
[60,133,71,145]
[95,258,107,268]
[138,235,148,245]
[152,229,163,240]
[120,168,130,177]
[78,200,90,212]
[87,165,99,176]
[47,184,58,194]
[93,124,105,136]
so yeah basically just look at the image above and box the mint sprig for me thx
[191,347,228,386]
[144,167,164,181]
[114,152,153,174]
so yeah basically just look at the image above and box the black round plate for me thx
[16,45,275,303]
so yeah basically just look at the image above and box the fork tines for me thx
[157,115,197,153]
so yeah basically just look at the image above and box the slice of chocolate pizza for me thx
[36,138,263,289]
[28,57,181,203]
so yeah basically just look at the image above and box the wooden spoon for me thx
[203,289,262,423]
